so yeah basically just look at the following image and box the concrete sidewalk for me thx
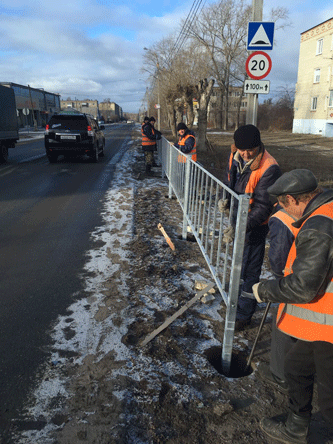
[18,127,45,143]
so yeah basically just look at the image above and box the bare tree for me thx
[189,0,250,130]
[196,78,215,151]
[257,85,294,131]
[142,37,211,138]
[189,0,290,130]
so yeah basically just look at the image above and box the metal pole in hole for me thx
[245,302,271,373]
[157,62,161,131]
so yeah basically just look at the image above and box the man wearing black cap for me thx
[221,124,281,330]
[174,122,196,162]
[252,169,333,443]
[141,116,162,175]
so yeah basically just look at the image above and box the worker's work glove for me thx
[252,283,263,303]
[222,226,235,243]
[218,198,229,213]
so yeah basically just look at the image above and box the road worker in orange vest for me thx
[257,205,299,395]
[141,116,161,175]
[253,169,333,444]
[174,122,197,162]
[219,124,281,331]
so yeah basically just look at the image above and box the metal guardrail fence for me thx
[158,136,250,374]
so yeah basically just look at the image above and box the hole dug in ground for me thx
[205,345,253,378]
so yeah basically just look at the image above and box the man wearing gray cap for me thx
[252,169,333,443]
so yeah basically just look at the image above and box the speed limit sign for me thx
[246,51,272,80]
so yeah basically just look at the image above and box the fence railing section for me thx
[158,136,250,374]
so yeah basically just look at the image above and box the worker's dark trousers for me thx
[270,316,297,381]
[237,224,269,321]
[285,339,333,423]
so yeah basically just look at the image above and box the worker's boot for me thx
[260,411,310,444]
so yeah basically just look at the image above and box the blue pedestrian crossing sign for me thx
[247,22,275,51]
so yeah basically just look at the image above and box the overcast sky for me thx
[1,0,333,113]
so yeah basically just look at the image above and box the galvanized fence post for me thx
[182,156,192,239]
[167,140,173,199]
[159,136,250,375]
[221,193,250,375]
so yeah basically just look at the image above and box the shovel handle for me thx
[245,302,271,373]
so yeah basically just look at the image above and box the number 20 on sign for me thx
[245,51,272,80]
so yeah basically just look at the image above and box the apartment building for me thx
[60,99,123,122]
[98,101,123,122]
[293,17,333,137]
[207,86,248,128]
[60,99,99,119]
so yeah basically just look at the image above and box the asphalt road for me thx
[0,123,134,442]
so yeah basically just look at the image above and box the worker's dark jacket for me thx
[142,123,162,152]
[268,206,298,278]
[224,144,282,232]
[258,189,333,306]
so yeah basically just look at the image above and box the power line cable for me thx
[173,0,204,54]
[167,0,206,64]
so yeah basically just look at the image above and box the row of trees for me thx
[258,86,294,131]
[142,0,290,150]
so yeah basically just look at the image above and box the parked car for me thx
[44,112,105,163]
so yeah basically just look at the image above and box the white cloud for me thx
[4,0,330,111]
[0,0,184,112]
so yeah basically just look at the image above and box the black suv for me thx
[45,112,105,163]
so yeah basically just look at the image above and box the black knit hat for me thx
[268,169,318,197]
[177,122,188,131]
[234,124,261,150]
[149,116,156,122]
[143,116,149,122]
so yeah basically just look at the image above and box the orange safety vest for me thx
[228,149,278,223]
[270,209,300,238]
[142,125,156,147]
[276,201,333,343]
[177,134,197,163]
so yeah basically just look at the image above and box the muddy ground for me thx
[15,128,333,444]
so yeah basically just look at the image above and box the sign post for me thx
[246,0,263,125]
[245,1,275,125]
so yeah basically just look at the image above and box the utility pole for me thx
[246,0,263,125]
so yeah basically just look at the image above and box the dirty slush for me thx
[12,129,333,444]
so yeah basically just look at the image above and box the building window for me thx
[314,68,321,83]
[311,97,318,111]
[316,38,323,55]
[329,91,333,107]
